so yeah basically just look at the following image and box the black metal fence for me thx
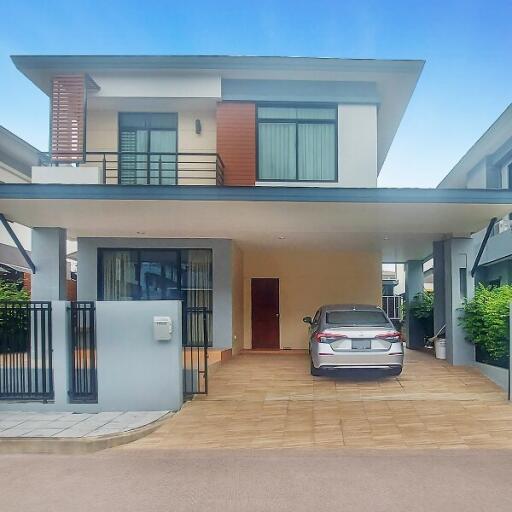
[382,295,403,321]
[0,302,53,401]
[69,301,98,403]
[183,307,210,397]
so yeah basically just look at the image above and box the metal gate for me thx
[0,301,53,400]
[69,301,97,403]
[183,306,210,397]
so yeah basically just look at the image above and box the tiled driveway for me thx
[125,349,512,450]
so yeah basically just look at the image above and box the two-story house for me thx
[1,54,511,371]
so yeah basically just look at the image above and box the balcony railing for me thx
[45,151,225,186]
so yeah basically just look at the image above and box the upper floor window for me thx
[257,105,337,182]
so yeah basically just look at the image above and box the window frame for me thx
[256,102,338,183]
[117,112,179,185]
[97,247,213,302]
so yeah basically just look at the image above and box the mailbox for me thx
[153,316,172,341]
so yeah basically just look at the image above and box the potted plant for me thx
[407,289,434,339]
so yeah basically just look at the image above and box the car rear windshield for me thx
[325,310,390,327]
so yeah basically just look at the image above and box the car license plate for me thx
[352,339,371,350]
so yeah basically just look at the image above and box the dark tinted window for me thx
[326,310,390,327]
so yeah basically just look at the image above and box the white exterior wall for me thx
[338,104,378,187]
[91,72,221,99]
[465,160,487,188]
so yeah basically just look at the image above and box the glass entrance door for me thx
[119,113,177,185]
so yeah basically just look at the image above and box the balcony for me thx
[36,151,225,186]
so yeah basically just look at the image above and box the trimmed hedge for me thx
[461,284,512,360]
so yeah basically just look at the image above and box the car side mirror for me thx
[303,316,312,324]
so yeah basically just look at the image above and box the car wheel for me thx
[389,367,402,376]
[310,360,323,376]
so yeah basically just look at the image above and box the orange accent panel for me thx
[216,102,256,186]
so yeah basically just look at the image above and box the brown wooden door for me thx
[251,278,280,349]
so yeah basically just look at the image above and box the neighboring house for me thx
[438,104,512,288]
[0,125,78,297]
[436,104,512,389]
[0,126,39,279]
[1,54,511,412]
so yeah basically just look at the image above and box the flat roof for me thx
[0,185,510,262]
[11,54,424,73]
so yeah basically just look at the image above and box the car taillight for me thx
[375,331,401,342]
[314,332,348,343]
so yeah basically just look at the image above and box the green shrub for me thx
[408,290,434,319]
[0,280,29,301]
[0,280,30,353]
[461,284,512,360]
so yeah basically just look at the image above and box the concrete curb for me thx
[0,412,173,455]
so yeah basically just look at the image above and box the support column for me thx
[31,228,67,300]
[442,238,475,365]
[433,241,446,335]
[404,260,424,349]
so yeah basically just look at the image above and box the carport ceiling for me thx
[0,185,510,262]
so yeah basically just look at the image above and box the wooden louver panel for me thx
[51,75,86,162]
[216,102,256,186]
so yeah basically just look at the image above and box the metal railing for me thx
[183,307,211,397]
[46,151,225,186]
[382,295,403,321]
[0,302,53,401]
[69,301,97,403]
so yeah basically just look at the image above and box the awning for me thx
[0,184,511,262]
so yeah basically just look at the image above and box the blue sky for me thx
[1,0,511,187]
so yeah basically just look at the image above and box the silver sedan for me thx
[303,304,404,376]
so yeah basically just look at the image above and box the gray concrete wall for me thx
[31,228,67,300]
[0,301,183,413]
[443,238,476,366]
[404,260,424,349]
[475,362,509,392]
[95,301,183,411]
[432,241,446,334]
[77,237,233,349]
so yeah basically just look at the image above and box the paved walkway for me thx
[0,411,168,438]
[124,349,512,450]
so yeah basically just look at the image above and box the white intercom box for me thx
[153,316,172,341]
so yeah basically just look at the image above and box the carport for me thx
[0,184,511,366]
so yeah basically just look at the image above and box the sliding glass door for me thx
[119,113,177,185]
